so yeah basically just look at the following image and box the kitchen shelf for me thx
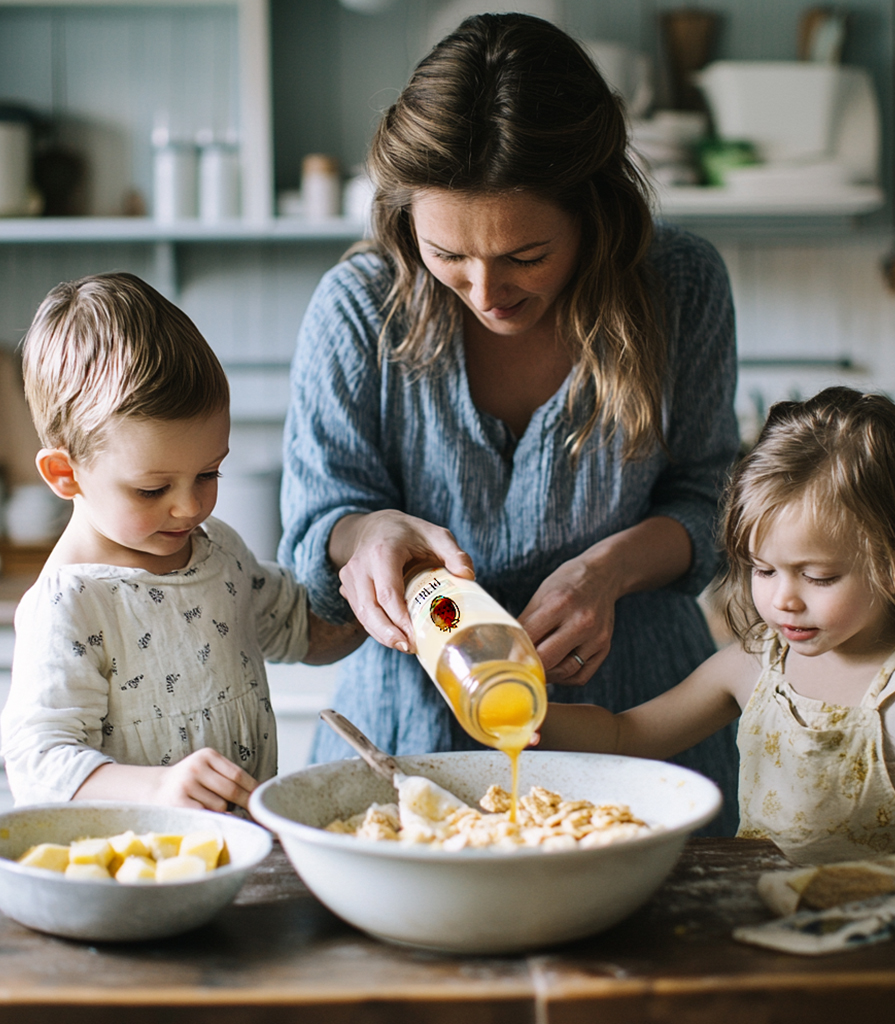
[657,184,885,217]
[0,216,366,243]
[0,215,367,297]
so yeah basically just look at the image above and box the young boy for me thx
[0,272,363,811]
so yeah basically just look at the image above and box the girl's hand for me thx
[330,510,475,652]
[73,748,258,812]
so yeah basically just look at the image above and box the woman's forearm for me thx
[326,512,367,571]
[582,515,692,601]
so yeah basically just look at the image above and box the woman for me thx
[280,13,740,833]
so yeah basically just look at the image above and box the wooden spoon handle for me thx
[319,708,402,784]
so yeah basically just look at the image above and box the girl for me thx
[538,386,895,864]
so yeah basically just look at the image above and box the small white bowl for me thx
[250,750,721,954]
[0,802,272,941]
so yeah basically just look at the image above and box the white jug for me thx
[0,109,32,217]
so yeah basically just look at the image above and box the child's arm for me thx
[73,748,257,811]
[243,540,366,664]
[536,641,757,759]
[304,611,367,664]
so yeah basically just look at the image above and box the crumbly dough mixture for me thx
[324,784,655,851]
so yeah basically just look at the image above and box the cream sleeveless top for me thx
[737,634,895,864]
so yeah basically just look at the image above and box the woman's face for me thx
[411,189,581,340]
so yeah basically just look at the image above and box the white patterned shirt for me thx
[1,517,309,805]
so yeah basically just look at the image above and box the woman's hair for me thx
[366,12,662,459]
[22,271,229,464]
[718,386,895,644]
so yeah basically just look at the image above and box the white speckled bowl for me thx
[0,802,272,941]
[250,750,721,954]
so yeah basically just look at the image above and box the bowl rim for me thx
[0,801,273,885]
[250,751,722,863]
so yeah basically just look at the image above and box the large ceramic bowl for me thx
[0,802,271,941]
[250,750,721,954]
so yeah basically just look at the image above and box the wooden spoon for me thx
[319,708,469,821]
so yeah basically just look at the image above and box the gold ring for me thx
[570,651,585,669]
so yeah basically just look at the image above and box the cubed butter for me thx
[108,830,150,859]
[69,837,114,867]
[143,832,182,861]
[17,843,71,873]
[114,855,157,883]
[178,830,224,870]
[64,862,112,880]
[155,854,208,882]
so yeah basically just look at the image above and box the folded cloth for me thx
[733,894,895,955]
[757,855,895,916]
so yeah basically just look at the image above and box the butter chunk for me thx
[17,843,71,873]
[143,832,182,861]
[69,837,114,867]
[155,854,207,882]
[178,830,224,871]
[108,830,150,859]
[65,862,112,880]
[114,855,157,884]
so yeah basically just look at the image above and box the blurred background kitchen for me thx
[0,0,894,807]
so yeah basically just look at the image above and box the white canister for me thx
[153,142,198,222]
[301,154,341,221]
[343,170,375,233]
[0,113,31,217]
[199,142,240,222]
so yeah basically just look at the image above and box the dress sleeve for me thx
[647,227,740,594]
[279,255,402,622]
[249,559,311,664]
[1,576,114,805]
[206,517,311,663]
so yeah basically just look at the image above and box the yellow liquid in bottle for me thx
[407,567,547,822]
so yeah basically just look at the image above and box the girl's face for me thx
[68,410,229,573]
[749,502,893,659]
[411,189,581,341]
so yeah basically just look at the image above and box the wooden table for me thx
[0,837,893,1023]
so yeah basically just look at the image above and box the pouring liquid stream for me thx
[435,659,540,821]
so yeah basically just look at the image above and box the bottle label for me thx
[429,595,461,632]
[405,568,517,678]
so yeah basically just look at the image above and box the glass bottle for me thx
[404,565,547,757]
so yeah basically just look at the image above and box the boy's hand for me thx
[155,748,258,811]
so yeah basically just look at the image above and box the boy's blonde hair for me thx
[21,272,229,463]
[718,386,895,644]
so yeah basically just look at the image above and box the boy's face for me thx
[69,410,229,574]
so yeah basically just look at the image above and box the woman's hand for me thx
[73,748,258,812]
[518,517,693,685]
[518,553,620,685]
[329,510,475,652]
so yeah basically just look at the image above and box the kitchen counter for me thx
[0,837,893,1023]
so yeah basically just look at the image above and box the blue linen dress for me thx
[280,221,741,835]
